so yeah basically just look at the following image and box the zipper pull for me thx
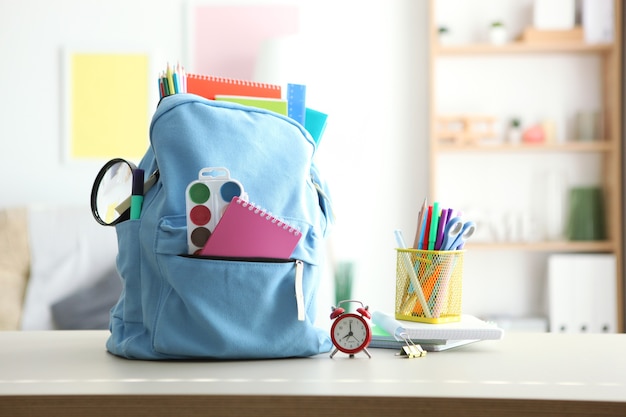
[294,260,305,321]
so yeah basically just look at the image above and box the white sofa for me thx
[0,205,119,330]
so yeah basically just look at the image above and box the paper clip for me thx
[395,333,426,359]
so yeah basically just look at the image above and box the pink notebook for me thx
[199,197,302,259]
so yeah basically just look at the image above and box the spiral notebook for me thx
[186,73,282,100]
[200,197,302,259]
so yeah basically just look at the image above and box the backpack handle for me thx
[198,167,231,181]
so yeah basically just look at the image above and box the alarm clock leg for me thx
[330,348,339,358]
[363,348,371,358]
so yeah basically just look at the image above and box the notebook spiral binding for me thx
[236,198,301,236]
[186,74,281,91]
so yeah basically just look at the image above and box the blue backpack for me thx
[106,93,334,359]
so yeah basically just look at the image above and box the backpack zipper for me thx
[295,259,305,321]
[181,254,306,320]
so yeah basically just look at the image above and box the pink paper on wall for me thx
[192,5,299,80]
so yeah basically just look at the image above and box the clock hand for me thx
[342,323,354,340]
[341,322,355,340]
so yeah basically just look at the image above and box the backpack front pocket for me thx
[152,254,326,358]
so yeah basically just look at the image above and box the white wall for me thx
[296,1,429,317]
[0,0,429,321]
[0,0,183,204]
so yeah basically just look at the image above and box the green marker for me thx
[428,201,440,250]
[130,169,144,220]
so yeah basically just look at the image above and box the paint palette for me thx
[185,167,245,254]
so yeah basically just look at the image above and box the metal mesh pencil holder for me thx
[395,249,464,324]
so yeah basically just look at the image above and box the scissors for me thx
[441,217,476,250]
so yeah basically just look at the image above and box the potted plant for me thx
[489,21,507,45]
[508,118,522,144]
[438,26,451,45]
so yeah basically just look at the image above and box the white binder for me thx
[582,0,614,44]
[548,254,616,333]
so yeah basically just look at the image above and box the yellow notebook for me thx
[214,95,288,116]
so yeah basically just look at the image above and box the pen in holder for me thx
[395,248,464,324]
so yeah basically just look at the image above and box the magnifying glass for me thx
[90,158,159,226]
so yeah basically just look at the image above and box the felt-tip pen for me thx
[130,168,144,220]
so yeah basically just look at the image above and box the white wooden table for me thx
[0,331,625,416]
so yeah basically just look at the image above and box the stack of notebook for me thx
[370,311,504,352]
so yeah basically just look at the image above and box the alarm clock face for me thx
[330,314,371,354]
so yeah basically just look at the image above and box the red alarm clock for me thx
[329,300,372,358]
